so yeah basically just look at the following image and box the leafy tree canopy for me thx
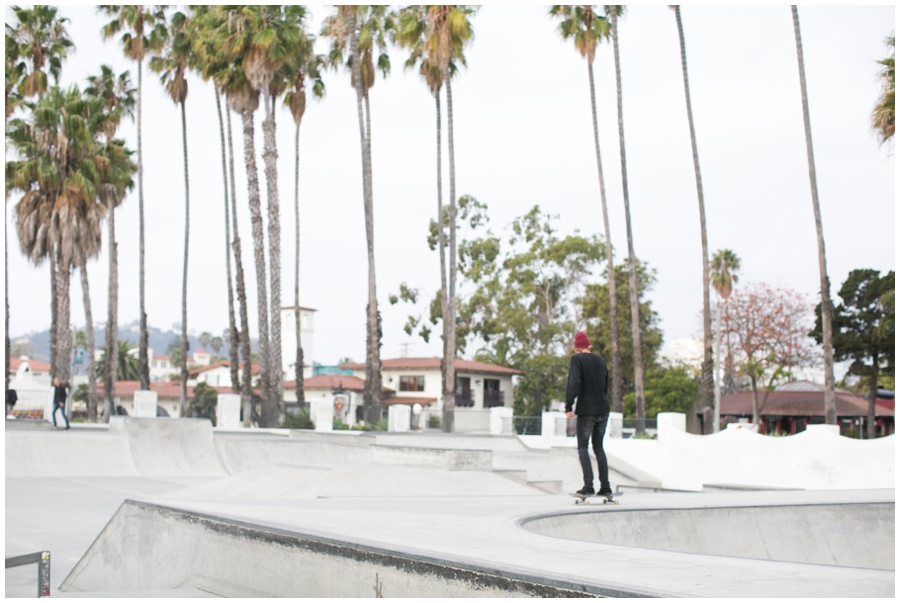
[624,363,699,419]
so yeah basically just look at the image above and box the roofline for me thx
[281,305,318,312]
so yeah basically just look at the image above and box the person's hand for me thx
[566,412,575,420]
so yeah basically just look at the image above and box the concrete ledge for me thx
[61,500,658,598]
[373,446,493,471]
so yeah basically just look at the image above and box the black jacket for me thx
[53,384,67,406]
[565,352,610,416]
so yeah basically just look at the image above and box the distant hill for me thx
[10,321,258,364]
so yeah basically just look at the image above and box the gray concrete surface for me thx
[6,419,895,597]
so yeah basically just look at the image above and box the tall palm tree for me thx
[791,6,836,424]
[550,5,624,413]
[670,6,714,433]
[6,5,73,382]
[606,5,646,429]
[99,340,140,382]
[150,10,194,417]
[873,34,894,145]
[5,33,22,396]
[323,6,394,425]
[283,40,325,407]
[99,5,167,391]
[85,65,135,422]
[709,249,740,432]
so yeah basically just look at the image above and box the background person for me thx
[52,377,70,430]
[565,331,611,497]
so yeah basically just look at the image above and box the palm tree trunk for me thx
[674,6,714,433]
[79,259,98,422]
[610,8,645,430]
[226,107,253,426]
[791,5,836,425]
[435,91,452,428]
[5,218,9,393]
[137,60,150,390]
[215,89,240,395]
[179,100,190,418]
[587,60,623,413]
[713,299,723,431]
[750,374,760,430]
[55,258,71,385]
[240,108,272,424]
[349,19,384,425]
[105,195,118,422]
[262,90,284,424]
[294,120,305,406]
[444,75,459,434]
[50,248,58,377]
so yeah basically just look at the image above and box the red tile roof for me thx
[285,374,395,394]
[721,391,894,418]
[381,396,437,406]
[97,381,235,399]
[340,357,521,376]
[9,357,51,372]
[189,361,260,376]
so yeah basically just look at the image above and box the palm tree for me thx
[283,38,325,407]
[6,5,74,382]
[669,6,714,433]
[323,6,394,425]
[791,6,836,424]
[99,340,140,382]
[709,249,740,432]
[99,5,168,391]
[549,5,624,413]
[84,65,136,422]
[150,9,194,418]
[873,34,894,145]
[5,33,22,396]
[606,5,646,430]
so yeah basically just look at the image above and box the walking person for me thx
[565,331,611,498]
[52,377,70,430]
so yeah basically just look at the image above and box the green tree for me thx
[189,381,219,424]
[624,363,699,418]
[709,249,741,428]
[6,5,74,385]
[669,5,714,433]
[549,4,624,414]
[791,5,837,425]
[98,340,140,382]
[873,34,894,145]
[85,64,136,422]
[580,260,663,392]
[283,30,324,410]
[813,270,895,439]
[150,9,195,418]
[322,6,395,425]
[99,4,168,391]
[606,5,646,429]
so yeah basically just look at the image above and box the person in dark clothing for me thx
[52,377,70,430]
[6,388,17,417]
[565,331,611,497]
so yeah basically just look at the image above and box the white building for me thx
[190,361,259,389]
[149,348,212,383]
[280,306,316,377]
[284,374,396,426]
[340,357,519,412]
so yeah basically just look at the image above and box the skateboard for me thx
[569,492,623,505]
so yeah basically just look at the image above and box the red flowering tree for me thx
[721,283,817,429]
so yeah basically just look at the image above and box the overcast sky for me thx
[5,4,895,367]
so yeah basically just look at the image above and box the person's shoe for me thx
[576,486,595,496]
[597,488,614,498]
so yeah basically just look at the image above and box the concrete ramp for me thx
[109,417,226,478]
[5,430,139,478]
[521,502,895,570]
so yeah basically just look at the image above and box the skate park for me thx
[5,412,894,598]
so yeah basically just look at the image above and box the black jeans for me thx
[53,403,69,429]
[576,413,610,493]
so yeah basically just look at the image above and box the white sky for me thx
[5,4,895,366]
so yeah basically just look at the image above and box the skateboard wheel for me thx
[585,500,590,505]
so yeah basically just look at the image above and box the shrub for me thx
[333,417,350,430]
[427,415,441,429]
[281,411,314,430]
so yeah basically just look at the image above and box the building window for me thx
[484,379,504,407]
[456,377,473,406]
[400,376,424,392]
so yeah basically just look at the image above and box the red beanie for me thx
[573,332,591,349]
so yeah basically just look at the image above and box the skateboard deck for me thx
[569,492,623,505]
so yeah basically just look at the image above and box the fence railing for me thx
[452,408,491,433]
[483,390,505,408]
[7,388,50,419]
[623,418,657,438]
[503,416,542,436]
[6,551,51,597]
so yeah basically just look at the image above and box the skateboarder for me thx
[52,377,70,430]
[565,332,611,498]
